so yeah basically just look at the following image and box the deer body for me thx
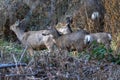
[10,20,56,56]
[53,30,89,52]
[22,31,52,49]
[84,32,112,49]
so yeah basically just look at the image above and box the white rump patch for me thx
[91,12,99,20]
[84,35,91,44]
[108,34,112,40]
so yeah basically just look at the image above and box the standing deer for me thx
[10,20,61,56]
[53,29,89,52]
[84,32,112,50]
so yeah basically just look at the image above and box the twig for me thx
[5,73,35,77]
[25,58,34,69]
[12,54,20,74]
[29,67,36,80]
[19,45,28,63]
[76,74,80,80]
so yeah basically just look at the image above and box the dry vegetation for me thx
[1,50,120,80]
[104,0,120,52]
[0,0,120,80]
[72,0,120,52]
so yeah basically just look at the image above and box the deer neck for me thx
[51,28,61,39]
[14,29,24,41]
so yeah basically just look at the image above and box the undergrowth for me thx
[0,38,120,65]
[0,39,29,63]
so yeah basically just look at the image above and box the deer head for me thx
[10,20,20,31]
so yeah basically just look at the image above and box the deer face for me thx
[10,20,20,31]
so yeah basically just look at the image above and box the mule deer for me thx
[84,32,112,50]
[53,29,89,52]
[10,20,60,56]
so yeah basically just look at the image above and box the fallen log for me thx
[0,63,27,69]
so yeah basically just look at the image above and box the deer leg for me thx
[45,43,55,56]
[27,48,34,57]
[27,48,36,67]
[75,44,82,53]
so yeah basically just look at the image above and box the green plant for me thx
[91,41,112,60]
[0,39,30,63]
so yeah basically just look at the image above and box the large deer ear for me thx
[15,19,20,26]
[66,16,73,24]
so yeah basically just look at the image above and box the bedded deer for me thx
[10,20,61,56]
[84,32,112,50]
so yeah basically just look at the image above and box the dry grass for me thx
[72,0,120,54]
[1,51,120,80]
[104,0,120,52]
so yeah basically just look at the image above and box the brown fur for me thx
[85,32,112,50]
[56,16,73,35]
[56,23,72,35]
[10,20,58,56]
[53,29,89,52]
